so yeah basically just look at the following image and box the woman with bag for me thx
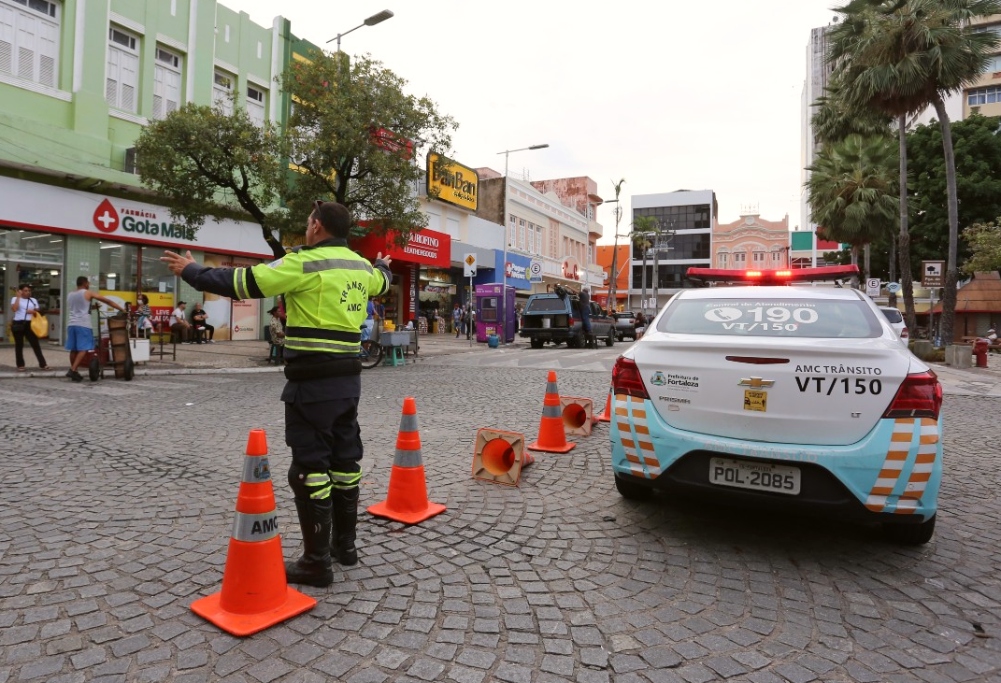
[9,283,49,372]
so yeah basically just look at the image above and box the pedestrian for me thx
[362,298,377,342]
[169,301,191,343]
[134,294,154,337]
[268,305,285,364]
[9,283,49,371]
[579,286,593,347]
[65,276,127,382]
[190,301,214,343]
[452,302,462,337]
[161,200,392,588]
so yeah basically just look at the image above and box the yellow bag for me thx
[30,313,49,339]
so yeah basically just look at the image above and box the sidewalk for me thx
[0,331,502,378]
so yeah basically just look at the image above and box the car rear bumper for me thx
[609,394,942,522]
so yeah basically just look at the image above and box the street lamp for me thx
[326,9,394,51]
[497,143,549,342]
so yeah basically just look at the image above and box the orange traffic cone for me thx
[595,385,613,423]
[527,371,576,453]
[560,395,594,436]
[191,429,315,637]
[472,428,532,486]
[367,397,446,524]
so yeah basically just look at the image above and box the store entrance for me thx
[2,228,64,344]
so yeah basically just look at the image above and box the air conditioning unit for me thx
[124,147,138,174]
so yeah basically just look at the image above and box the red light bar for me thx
[687,265,859,285]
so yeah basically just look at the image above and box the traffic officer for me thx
[161,201,392,587]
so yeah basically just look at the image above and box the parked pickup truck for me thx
[519,286,616,349]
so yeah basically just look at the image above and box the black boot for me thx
[285,497,333,587]
[330,487,359,566]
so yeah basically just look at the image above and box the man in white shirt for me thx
[170,301,191,343]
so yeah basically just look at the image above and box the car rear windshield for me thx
[658,298,882,338]
[615,313,635,320]
[525,297,567,313]
[880,308,903,323]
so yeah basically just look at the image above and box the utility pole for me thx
[606,179,625,311]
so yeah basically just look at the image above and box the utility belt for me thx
[284,354,361,381]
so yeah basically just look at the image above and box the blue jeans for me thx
[361,319,374,342]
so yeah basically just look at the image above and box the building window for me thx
[518,219,526,250]
[717,251,728,268]
[508,214,516,248]
[106,26,139,113]
[213,70,233,114]
[733,251,746,265]
[752,251,766,264]
[968,85,1001,106]
[152,45,182,119]
[246,84,265,125]
[772,249,783,263]
[0,0,60,88]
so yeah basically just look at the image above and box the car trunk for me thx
[631,335,912,446]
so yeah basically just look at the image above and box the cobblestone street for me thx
[2,358,1000,682]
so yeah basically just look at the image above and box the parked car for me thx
[879,306,908,343]
[520,286,616,349]
[610,265,942,545]
[613,311,639,341]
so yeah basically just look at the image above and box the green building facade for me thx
[0,0,293,343]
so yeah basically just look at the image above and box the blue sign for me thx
[886,282,901,294]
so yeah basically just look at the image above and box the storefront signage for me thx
[505,261,527,280]
[426,153,478,211]
[0,176,272,258]
[351,226,451,268]
[562,257,581,281]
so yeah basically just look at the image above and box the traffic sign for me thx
[865,278,881,297]
[886,282,901,294]
[529,260,543,283]
[463,253,477,277]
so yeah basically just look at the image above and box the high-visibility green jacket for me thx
[181,238,390,357]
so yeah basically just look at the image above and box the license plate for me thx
[709,457,801,495]
[743,390,767,412]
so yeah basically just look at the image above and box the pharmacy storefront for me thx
[0,176,273,342]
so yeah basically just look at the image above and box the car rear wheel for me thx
[883,515,936,545]
[530,337,544,349]
[614,474,653,500]
[605,331,615,347]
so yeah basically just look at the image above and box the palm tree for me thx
[632,215,658,315]
[606,178,626,310]
[830,0,1001,344]
[807,134,900,277]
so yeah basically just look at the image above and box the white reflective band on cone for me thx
[231,511,279,542]
[241,455,272,483]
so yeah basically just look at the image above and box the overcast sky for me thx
[225,0,842,242]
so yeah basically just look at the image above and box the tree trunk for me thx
[863,243,871,281]
[888,234,897,308]
[898,114,916,333]
[933,96,959,346]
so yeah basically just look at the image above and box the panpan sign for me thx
[426,153,478,211]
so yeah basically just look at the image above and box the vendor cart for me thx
[87,310,135,381]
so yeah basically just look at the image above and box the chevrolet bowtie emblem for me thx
[738,377,775,388]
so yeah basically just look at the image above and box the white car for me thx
[609,266,943,545]
[879,306,908,343]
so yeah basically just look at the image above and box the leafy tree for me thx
[962,220,1001,274]
[632,215,658,304]
[806,134,899,278]
[830,0,1001,344]
[280,51,457,239]
[908,114,1001,267]
[134,103,291,258]
[811,75,893,146]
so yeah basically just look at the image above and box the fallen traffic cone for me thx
[595,385,613,423]
[527,371,576,453]
[560,395,594,436]
[368,397,446,524]
[472,428,530,486]
[191,429,315,637]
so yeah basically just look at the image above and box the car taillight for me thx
[901,327,909,339]
[612,357,649,399]
[568,315,574,327]
[883,371,942,419]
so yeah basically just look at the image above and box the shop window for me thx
[98,241,139,294]
[0,0,60,89]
